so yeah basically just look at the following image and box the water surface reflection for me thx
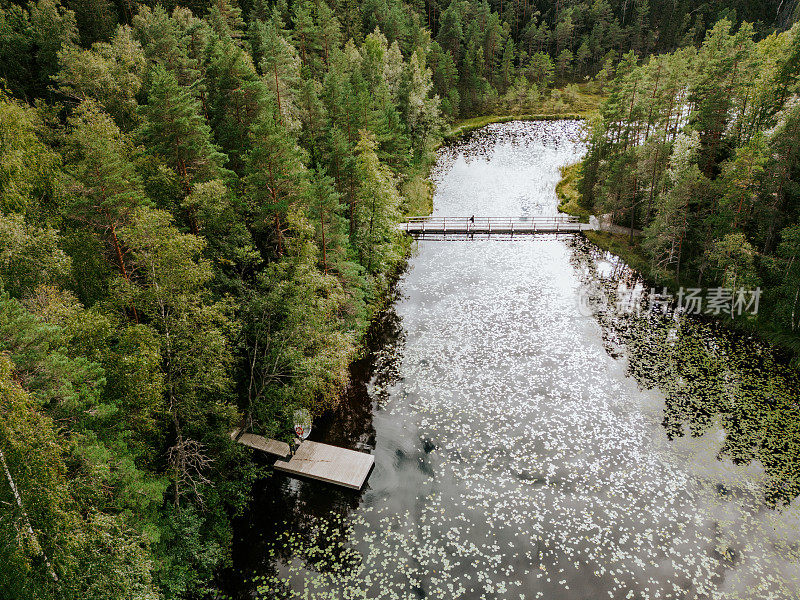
[227,122,800,600]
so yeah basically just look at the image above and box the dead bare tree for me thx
[167,437,213,509]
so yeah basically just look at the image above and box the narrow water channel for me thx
[226,121,800,600]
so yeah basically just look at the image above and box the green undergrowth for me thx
[446,84,604,139]
[556,163,590,223]
[402,166,434,217]
[583,231,651,278]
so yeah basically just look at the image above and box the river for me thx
[225,121,800,600]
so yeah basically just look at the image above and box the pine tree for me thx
[706,232,760,291]
[575,39,590,75]
[307,170,350,275]
[556,48,572,81]
[244,111,309,257]
[715,134,767,235]
[63,101,148,290]
[499,38,515,91]
[436,2,463,61]
[292,0,319,71]
[316,1,342,67]
[353,131,402,276]
[642,132,703,281]
[252,13,302,127]
[206,0,246,45]
[769,223,800,332]
[139,64,229,231]
[689,20,755,178]
[296,76,327,165]
[132,6,184,72]
[205,38,269,172]
[526,51,554,87]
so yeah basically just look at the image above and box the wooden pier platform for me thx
[230,429,290,458]
[274,440,375,490]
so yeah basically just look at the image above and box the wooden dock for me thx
[398,215,591,237]
[274,440,375,490]
[230,429,290,458]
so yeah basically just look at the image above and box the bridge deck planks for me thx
[400,224,588,234]
[274,441,375,490]
[397,217,591,236]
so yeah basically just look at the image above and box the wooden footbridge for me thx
[230,429,374,490]
[399,215,591,237]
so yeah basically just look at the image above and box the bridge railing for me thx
[401,215,581,233]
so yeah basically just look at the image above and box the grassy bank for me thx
[402,164,435,216]
[553,154,652,274]
[446,83,604,139]
[556,163,590,222]
[584,231,652,276]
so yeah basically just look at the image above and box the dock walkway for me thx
[230,429,291,458]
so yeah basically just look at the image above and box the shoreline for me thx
[445,112,590,140]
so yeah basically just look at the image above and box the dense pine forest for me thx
[0,0,798,596]
[578,18,800,347]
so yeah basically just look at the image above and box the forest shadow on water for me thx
[569,235,800,509]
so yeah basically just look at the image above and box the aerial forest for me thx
[0,0,797,597]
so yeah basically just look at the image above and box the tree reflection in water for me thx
[570,235,800,507]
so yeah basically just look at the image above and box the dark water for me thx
[225,122,800,600]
